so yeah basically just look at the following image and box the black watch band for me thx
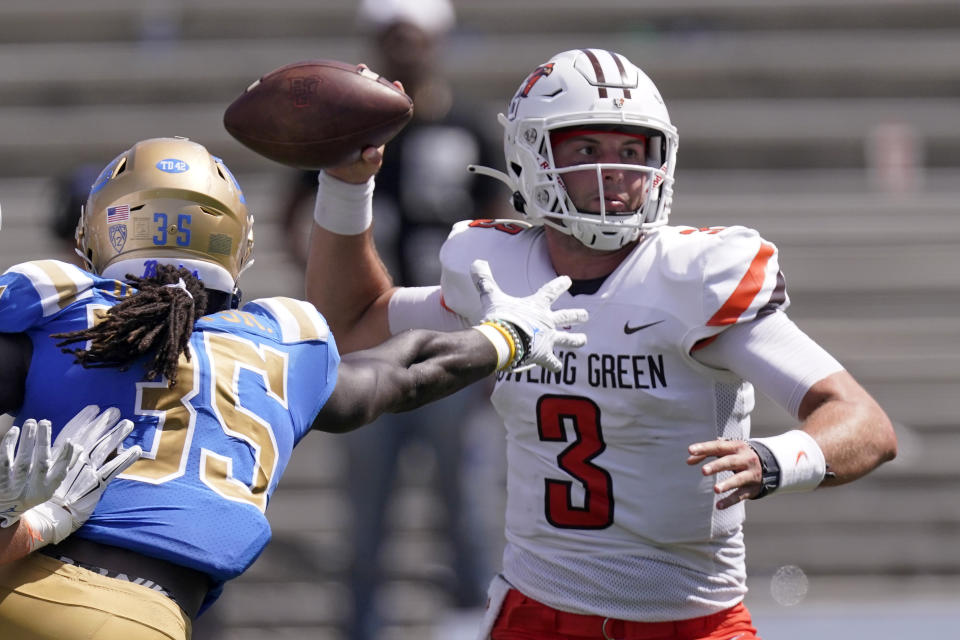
[747,440,781,499]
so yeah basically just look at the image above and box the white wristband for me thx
[473,324,511,372]
[312,171,374,235]
[751,430,826,494]
[20,502,74,552]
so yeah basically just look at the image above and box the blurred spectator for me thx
[49,164,102,264]
[274,0,511,637]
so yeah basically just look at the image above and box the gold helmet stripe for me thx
[251,297,329,344]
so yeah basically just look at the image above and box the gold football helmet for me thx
[77,137,254,293]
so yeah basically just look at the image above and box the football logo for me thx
[288,76,320,108]
[109,224,127,253]
[507,63,555,121]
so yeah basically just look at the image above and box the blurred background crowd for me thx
[1,0,958,638]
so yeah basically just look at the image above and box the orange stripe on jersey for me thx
[690,334,719,352]
[0,285,6,301]
[707,243,775,327]
[439,294,455,314]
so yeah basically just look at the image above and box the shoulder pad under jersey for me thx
[239,297,331,344]
[661,225,789,328]
[0,260,99,332]
[439,219,534,323]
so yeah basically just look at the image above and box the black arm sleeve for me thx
[310,328,496,433]
[0,333,32,415]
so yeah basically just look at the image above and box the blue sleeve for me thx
[0,260,101,332]
[240,297,341,442]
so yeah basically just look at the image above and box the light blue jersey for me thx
[0,260,339,609]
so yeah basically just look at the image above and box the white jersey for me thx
[438,220,788,622]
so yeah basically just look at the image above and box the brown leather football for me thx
[224,60,414,169]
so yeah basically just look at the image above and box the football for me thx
[223,60,414,169]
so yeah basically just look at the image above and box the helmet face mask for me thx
[499,49,678,251]
[77,137,254,293]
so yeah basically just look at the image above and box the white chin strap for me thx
[543,216,641,251]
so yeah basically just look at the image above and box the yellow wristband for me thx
[473,323,515,371]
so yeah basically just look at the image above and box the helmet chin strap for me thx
[75,247,94,271]
[568,219,640,251]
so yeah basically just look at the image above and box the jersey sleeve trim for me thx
[388,285,469,334]
[6,260,96,318]
[707,242,776,327]
[246,297,330,344]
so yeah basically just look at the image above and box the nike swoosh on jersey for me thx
[623,319,665,334]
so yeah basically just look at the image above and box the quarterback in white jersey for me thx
[305,49,897,640]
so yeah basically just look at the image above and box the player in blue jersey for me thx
[0,137,587,640]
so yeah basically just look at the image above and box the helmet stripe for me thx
[609,51,633,99]
[580,49,608,98]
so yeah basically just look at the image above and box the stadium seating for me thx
[1,1,958,637]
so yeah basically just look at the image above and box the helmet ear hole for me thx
[511,191,527,214]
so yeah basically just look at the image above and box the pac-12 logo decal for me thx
[109,223,128,253]
[508,62,555,121]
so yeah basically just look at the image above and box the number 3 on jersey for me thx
[537,395,614,529]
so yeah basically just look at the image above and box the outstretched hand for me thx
[20,405,142,550]
[0,420,78,527]
[471,259,588,373]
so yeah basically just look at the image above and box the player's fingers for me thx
[360,145,384,164]
[700,451,755,477]
[716,486,754,510]
[77,408,122,456]
[686,453,710,465]
[541,354,563,374]
[99,445,143,483]
[30,420,54,477]
[470,260,498,296]
[535,275,573,304]
[89,420,135,467]
[44,441,76,490]
[552,308,589,328]
[14,420,40,482]
[56,405,101,444]
[0,426,21,471]
[552,332,587,349]
[714,468,758,495]
[688,439,743,459]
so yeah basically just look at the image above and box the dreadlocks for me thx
[53,264,209,386]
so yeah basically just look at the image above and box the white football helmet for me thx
[471,49,678,251]
[77,137,254,294]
